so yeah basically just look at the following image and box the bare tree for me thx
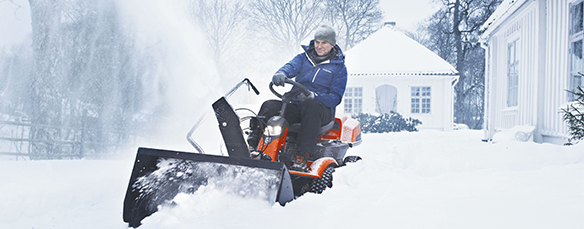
[325,0,383,50]
[249,0,325,54]
[424,0,501,129]
[403,22,431,46]
[416,10,456,64]
[191,0,247,78]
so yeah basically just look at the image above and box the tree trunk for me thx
[453,0,466,124]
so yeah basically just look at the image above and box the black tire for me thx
[343,155,362,164]
[308,166,335,194]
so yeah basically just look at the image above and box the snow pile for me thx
[492,125,537,143]
[453,123,469,130]
[0,160,133,229]
[0,130,583,229]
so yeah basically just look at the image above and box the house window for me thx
[507,39,519,107]
[411,86,431,114]
[570,1,584,101]
[344,87,362,114]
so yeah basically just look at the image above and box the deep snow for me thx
[1,129,583,229]
[2,1,582,228]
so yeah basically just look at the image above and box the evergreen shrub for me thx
[562,86,584,145]
[352,111,422,133]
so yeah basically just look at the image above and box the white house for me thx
[480,0,583,143]
[340,23,459,131]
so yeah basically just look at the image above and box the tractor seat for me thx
[287,120,335,136]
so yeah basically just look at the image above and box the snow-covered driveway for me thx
[1,130,582,229]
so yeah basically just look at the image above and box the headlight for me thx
[263,125,283,136]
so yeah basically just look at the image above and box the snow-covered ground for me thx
[1,129,582,229]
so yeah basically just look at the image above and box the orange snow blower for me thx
[123,78,361,227]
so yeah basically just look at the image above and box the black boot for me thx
[290,152,310,172]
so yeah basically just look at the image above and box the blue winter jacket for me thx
[278,40,348,111]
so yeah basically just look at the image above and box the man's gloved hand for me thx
[297,91,315,102]
[272,71,286,86]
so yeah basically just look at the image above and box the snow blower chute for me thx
[123,78,362,227]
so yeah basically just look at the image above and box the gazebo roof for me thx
[344,24,458,77]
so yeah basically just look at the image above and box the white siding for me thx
[543,0,569,138]
[489,2,540,131]
[521,3,539,128]
[483,0,572,143]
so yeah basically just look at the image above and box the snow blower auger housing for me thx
[123,78,361,227]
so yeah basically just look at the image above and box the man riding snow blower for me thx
[122,25,362,228]
[248,25,348,172]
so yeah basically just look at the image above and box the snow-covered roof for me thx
[480,0,528,36]
[344,25,458,77]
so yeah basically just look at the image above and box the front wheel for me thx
[343,155,362,164]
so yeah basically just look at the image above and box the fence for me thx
[0,119,141,160]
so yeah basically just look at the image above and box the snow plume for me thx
[115,0,221,151]
[1,0,225,158]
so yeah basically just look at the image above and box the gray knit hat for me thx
[314,25,336,46]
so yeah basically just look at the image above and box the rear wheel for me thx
[308,165,335,194]
[293,165,336,197]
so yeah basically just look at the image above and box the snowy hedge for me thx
[352,112,422,133]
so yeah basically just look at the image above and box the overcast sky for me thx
[0,0,440,48]
[380,0,441,32]
[0,0,30,47]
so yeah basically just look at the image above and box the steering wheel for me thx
[269,78,312,103]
